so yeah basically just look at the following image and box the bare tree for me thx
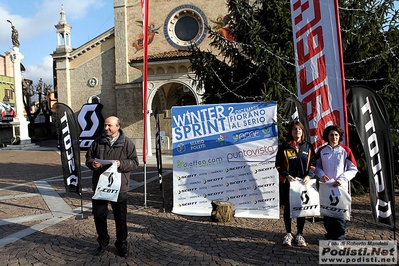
[22,78,53,136]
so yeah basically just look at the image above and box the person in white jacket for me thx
[315,125,358,240]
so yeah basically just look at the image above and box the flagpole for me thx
[141,0,149,208]
[334,0,349,145]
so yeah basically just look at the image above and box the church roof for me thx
[69,28,115,60]
[129,50,192,64]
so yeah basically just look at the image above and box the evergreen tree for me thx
[338,1,399,143]
[191,0,295,105]
[191,0,399,111]
[189,0,399,181]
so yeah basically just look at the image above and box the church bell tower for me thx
[54,4,72,53]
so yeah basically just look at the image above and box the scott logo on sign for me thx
[78,103,104,149]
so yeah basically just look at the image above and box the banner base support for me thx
[75,213,88,220]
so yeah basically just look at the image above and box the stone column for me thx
[10,46,31,144]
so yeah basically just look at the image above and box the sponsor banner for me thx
[172,102,279,218]
[56,103,82,194]
[319,240,397,264]
[77,103,104,149]
[290,0,348,149]
[347,85,395,225]
[172,102,278,156]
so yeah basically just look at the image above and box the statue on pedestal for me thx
[7,20,20,48]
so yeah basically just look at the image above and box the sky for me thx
[1,1,399,89]
[0,0,114,87]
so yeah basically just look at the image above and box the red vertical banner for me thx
[290,0,348,149]
[141,0,149,162]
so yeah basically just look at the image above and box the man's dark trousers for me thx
[92,192,128,250]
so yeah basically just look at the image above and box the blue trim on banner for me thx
[173,123,277,156]
[172,102,277,156]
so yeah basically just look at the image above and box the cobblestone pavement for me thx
[0,140,398,265]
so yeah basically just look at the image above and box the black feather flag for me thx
[155,107,163,191]
[284,97,310,142]
[56,103,82,194]
[347,85,395,226]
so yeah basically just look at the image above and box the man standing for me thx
[86,116,139,257]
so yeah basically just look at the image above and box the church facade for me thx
[52,0,229,152]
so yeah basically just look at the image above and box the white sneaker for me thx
[295,234,307,247]
[283,233,293,246]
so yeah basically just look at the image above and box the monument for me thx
[7,20,31,145]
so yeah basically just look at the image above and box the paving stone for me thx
[0,141,398,265]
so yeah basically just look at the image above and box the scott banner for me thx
[77,103,104,149]
[172,102,279,218]
[347,85,395,226]
[290,0,348,148]
[56,103,82,194]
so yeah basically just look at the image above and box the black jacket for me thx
[275,140,316,182]
[85,129,139,193]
